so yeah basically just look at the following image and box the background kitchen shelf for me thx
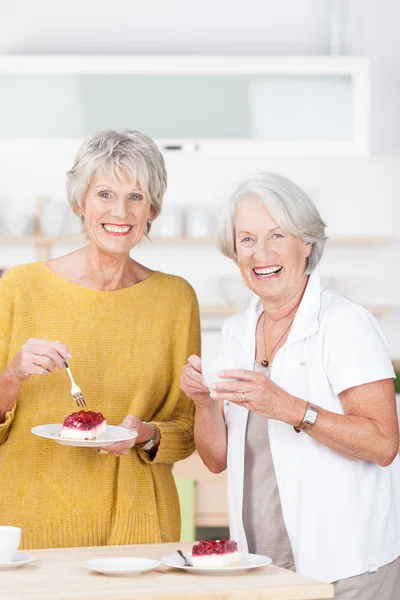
[0,234,394,246]
[200,304,393,317]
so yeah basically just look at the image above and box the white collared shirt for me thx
[221,271,399,583]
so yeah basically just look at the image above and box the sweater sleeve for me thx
[0,269,17,444]
[138,283,201,465]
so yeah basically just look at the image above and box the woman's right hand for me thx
[180,355,211,404]
[8,338,71,382]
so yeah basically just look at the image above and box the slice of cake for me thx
[58,410,106,440]
[192,539,240,568]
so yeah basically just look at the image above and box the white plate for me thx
[83,557,161,576]
[31,424,138,448]
[161,552,272,576]
[0,552,36,570]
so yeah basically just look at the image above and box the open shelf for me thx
[0,234,394,246]
[200,304,393,317]
[0,233,394,267]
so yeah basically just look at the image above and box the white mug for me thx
[201,357,245,390]
[0,526,21,562]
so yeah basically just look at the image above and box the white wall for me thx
[0,0,330,55]
[348,0,400,154]
[0,149,399,357]
[0,1,398,357]
[1,0,399,154]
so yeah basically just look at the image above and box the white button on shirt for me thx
[221,271,399,583]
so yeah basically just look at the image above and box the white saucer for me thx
[161,552,272,576]
[31,424,138,448]
[83,557,161,576]
[0,552,36,570]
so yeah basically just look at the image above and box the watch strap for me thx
[294,404,319,433]
[135,422,158,451]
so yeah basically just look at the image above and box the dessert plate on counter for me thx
[83,557,161,576]
[161,552,272,576]
[31,424,138,448]
[0,552,36,570]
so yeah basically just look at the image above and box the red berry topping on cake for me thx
[192,539,238,556]
[62,410,105,430]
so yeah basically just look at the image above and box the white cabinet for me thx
[0,55,369,155]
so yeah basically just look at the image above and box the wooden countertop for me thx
[3,542,334,600]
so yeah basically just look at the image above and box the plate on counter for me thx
[83,557,161,576]
[161,552,272,576]
[0,552,36,570]
[31,424,138,448]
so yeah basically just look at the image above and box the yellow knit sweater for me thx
[0,263,200,550]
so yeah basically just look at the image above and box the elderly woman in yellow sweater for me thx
[0,130,200,550]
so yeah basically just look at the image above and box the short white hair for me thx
[66,130,167,232]
[218,172,327,274]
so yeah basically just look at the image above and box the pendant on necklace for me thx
[261,359,269,368]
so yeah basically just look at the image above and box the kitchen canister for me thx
[186,204,214,238]
[152,204,184,238]
[39,198,68,236]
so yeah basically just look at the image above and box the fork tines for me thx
[73,392,86,408]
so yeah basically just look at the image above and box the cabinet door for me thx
[0,57,369,154]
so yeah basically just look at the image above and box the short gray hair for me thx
[218,172,327,274]
[66,130,167,231]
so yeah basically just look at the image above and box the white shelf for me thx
[0,235,87,245]
[200,305,392,318]
[0,55,369,75]
[0,235,393,247]
[0,234,391,321]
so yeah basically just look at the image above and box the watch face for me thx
[304,407,318,425]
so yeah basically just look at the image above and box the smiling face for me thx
[79,171,155,255]
[234,195,311,304]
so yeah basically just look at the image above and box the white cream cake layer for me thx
[58,420,107,440]
[192,551,240,568]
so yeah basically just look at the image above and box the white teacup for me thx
[201,358,246,390]
[0,526,21,562]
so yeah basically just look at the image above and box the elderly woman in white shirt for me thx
[181,173,400,598]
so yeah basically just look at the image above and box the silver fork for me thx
[64,359,86,408]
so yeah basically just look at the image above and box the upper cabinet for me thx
[0,55,369,155]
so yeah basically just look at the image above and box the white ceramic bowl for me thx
[219,276,253,307]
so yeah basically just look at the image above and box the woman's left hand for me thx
[209,369,304,425]
[98,415,141,456]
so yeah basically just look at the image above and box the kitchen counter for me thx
[3,542,334,600]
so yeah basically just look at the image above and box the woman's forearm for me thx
[305,407,398,467]
[194,399,227,474]
[0,367,22,423]
[286,395,398,467]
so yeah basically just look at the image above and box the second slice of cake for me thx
[192,539,240,568]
